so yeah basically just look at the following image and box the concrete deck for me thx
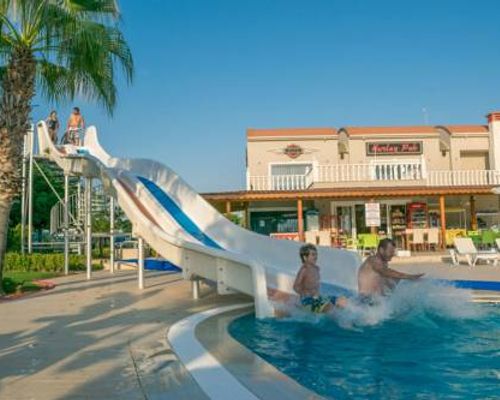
[0,270,249,400]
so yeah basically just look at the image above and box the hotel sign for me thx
[366,142,423,156]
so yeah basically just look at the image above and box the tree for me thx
[0,0,133,293]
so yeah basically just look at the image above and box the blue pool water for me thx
[229,281,500,399]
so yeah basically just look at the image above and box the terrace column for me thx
[297,198,304,241]
[470,196,477,231]
[225,201,231,215]
[244,202,250,229]
[439,195,446,249]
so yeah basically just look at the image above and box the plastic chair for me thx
[305,230,318,245]
[453,238,498,266]
[410,229,425,251]
[426,228,439,251]
[318,230,331,247]
[358,233,378,255]
[481,230,496,249]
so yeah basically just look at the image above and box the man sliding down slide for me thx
[357,238,425,304]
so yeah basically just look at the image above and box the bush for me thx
[3,252,103,273]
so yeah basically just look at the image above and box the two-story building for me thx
[203,112,500,249]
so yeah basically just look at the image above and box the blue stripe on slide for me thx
[137,176,223,250]
[439,279,500,291]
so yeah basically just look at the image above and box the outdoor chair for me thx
[451,238,499,267]
[495,238,500,252]
[318,230,332,247]
[409,228,425,251]
[426,228,439,251]
[481,230,496,249]
[358,233,378,255]
[305,230,318,245]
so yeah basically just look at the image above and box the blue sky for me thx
[34,0,500,192]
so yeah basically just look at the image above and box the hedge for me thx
[3,252,102,272]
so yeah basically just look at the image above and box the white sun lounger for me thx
[451,238,499,267]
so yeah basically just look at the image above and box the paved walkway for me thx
[0,270,248,400]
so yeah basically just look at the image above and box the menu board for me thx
[365,202,381,227]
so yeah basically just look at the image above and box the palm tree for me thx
[0,0,133,291]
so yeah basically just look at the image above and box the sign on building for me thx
[365,202,381,227]
[366,142,423,156]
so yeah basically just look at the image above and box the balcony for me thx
[247,159,500,191]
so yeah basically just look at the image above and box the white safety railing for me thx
[317,159,425,183]
[248,170,314,191]
[248,161,500,191]
[427,170,500,187]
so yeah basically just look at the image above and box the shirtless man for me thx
[357,238,424,301]
[293,243,348,313]
[66,107,85,145]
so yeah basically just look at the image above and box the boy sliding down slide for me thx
[293,244,348,313]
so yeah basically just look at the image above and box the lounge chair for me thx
[451,238,498,267]
[495,238,500,252]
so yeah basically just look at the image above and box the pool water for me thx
[229,281,500,399]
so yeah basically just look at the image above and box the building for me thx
[203,112,500,249]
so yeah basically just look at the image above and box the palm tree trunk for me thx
[0,198,12,294]
[0,47,36,294]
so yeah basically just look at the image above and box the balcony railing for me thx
[317,159,425,183]
[427,170,500,186]
[247,161,500,191]
[248,169,314,191]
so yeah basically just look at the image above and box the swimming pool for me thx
[229,282,500,399]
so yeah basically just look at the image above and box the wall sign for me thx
[284,144,304,159]
[365,202,381,227]
[366,142,423,156]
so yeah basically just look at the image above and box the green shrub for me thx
[3,252,103,273]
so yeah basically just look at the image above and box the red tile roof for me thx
[442,125,488,133]
[340,126,436,135]
[247,128,337,138]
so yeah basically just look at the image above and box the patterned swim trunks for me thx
[300,295,337,313]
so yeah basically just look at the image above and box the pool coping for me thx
[167,303,323,400]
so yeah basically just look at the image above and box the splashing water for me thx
[272,279,485,329]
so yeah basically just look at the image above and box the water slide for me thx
[37,121,361,317]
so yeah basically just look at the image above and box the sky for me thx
[33,0,500,192]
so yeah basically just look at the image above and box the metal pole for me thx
[77,181,83,255]
[109,196,115,274]
[138,237,144,289]
[27,129,34,254]
[85,178,92,280]
[192,278,200,300]
[64,175,70,275]
[20,133,27,254]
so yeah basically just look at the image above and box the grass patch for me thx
[2,271,61,295]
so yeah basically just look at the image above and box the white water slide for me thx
[37,121,361,317]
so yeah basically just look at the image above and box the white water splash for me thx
[334,279,485,329]
[273,280,486,329]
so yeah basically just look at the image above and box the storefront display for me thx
[407,202,429,229]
